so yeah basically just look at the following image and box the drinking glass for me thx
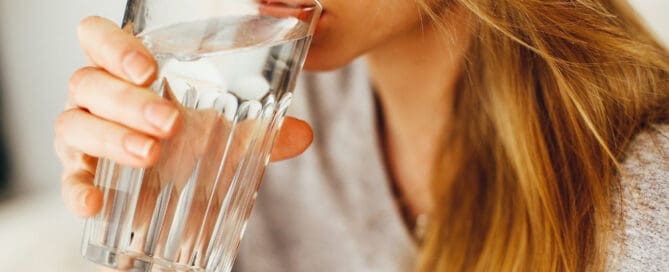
[81,1,322,271]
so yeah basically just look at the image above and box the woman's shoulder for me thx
[619,124,669,202]
[621,124,669,171]
[612,124,669,271]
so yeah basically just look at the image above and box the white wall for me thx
[0,0,125,192]
[0,1,668,193]
[630,0,669,44]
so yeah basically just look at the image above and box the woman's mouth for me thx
[257,0,328,34]
[259,0,318,8]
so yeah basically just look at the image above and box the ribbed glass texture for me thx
[81,1,320,271]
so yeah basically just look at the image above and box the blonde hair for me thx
[416,1,669,271]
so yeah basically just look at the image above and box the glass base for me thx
[83,244,204,272]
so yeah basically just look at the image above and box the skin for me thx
[56,1,470,221]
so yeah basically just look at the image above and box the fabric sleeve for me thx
[610,124,669,271]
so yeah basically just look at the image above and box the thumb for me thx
[270,117,313,162]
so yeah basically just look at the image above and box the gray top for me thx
[609,124,669,271]
[234,60,669,271]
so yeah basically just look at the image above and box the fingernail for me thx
[123,51,155,85]
[123,134,155,158]
[145,103,179,133]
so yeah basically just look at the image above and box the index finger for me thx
[78,16,157,86]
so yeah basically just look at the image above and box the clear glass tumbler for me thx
[81,1,321,271]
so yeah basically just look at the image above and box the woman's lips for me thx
[259,0,318,8]
[259,4,309,21]
[258,0,327,34]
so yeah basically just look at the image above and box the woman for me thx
[55,0,669,271]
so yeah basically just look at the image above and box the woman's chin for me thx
[303,56,345,72]
[303,47,357,71]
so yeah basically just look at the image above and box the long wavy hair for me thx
[416,0,669,271]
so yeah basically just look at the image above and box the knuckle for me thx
[113,83,147,110]
[53,137,66,162]
[68,67,97,103]
[53,131,70,156]
[114,84,157,115]
[54,108,83,142]
[68,68,85,100]
[54,110,72,136]
[77,16,103,38]
[116,81,136,98]
[102,127,126,157]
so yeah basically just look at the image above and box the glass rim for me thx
[123,0,323,36]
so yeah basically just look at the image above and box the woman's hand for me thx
[54,16,313,218]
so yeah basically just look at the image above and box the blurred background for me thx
[0,0,667,271]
